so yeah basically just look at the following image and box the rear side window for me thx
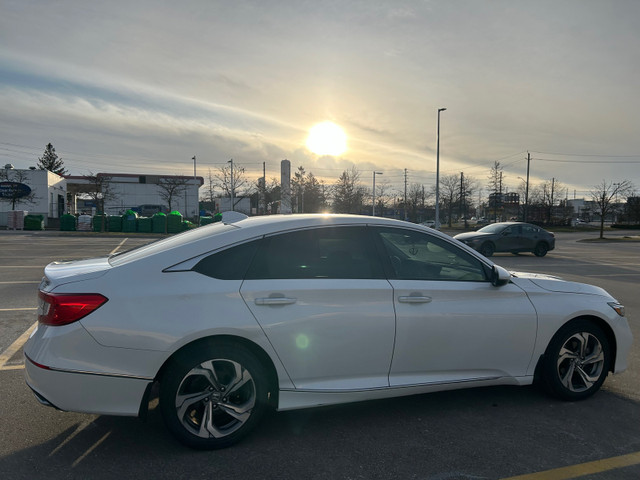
[192,240,260,280]
[245,226,384,280]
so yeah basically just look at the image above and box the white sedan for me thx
[25,214,633,449]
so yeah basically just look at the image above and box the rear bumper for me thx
[25,354,151,416]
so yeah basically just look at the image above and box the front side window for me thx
[374,227,487,282]
[245,226,385,280]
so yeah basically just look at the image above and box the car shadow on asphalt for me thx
[3,385,640,479]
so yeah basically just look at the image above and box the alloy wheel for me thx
[175,358,256,439]
[556,332,605,393]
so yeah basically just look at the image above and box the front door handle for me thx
[398,296,432,304]
[255,297,297,306]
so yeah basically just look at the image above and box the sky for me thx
[1,0,640,200]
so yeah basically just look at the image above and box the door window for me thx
[375,228,487,281]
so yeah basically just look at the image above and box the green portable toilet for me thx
[109,215,123,232]
[137,217,152,233]
[92,214,107,232]
[152,212,167,233]
[122,210,138,233]
[24,214,45,230]
[200,216,214,226]
[60,214,77,231]
[167,211,183,234]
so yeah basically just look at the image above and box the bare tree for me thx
[83,173,116,232]
[406,183,426,223]
[374,179,394,215]
[0,168,39,210]
[158,176,189,212]
[590,180,634,239]
[214,162,253,209]
[201,168,217,213]
[436,174,460,227]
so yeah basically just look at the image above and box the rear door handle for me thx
[255,297,297,306]
[398,296,432,304]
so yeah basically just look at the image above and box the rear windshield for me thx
[109,222,237,266]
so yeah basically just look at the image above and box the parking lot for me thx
[1,228,639,480]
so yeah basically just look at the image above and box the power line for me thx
[532,157,640,164]
[530,150,640,158]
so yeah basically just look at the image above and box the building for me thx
[0,166,66,227]
[65,173,203,218]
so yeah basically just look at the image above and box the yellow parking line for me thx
[0,307,38,311]
[0,321,37,370]
[0,281,41,284]
[501,451,640,480]
[109,238,128,255]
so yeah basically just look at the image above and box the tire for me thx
[540,320,610,401]
[533,242,548,257]
[160,341,269,449]
[479,242,494,257]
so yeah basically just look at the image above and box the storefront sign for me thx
[0,181,32,198]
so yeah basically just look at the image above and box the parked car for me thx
[26,214,631,449]
[454,222,555,257]
[136,204,169,217]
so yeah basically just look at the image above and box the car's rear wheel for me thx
[479,242,495,257]
[540,320,610,400]
[160,341,269,449]
[534,242,548,257]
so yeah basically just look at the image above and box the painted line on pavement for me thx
[109,238,128,255]
[72,431,111,467]
[0,266,44,268]
[0,307,38,312]
[0,321,37,371]
[501,450,640,480]
[0,281,41,284]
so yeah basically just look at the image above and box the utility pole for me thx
[372,171,383,216]
[550,177,555,224]
[460,172,468,228]
[404,168,408,221]
[228,159,234,211]
[261,161,266,215]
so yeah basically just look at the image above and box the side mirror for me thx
[491,265,511,287]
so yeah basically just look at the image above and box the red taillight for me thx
[38,292,108,326]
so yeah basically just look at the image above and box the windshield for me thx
[477,223,507,234]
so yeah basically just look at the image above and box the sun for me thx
[306,122,347,156]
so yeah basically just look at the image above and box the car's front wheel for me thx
[160,341,269,449]
[533,242,549,257]
[540,320,610,400]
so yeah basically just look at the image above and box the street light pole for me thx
[192,155,197,221]
[435,108,446,229]
[372,171,383,216]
